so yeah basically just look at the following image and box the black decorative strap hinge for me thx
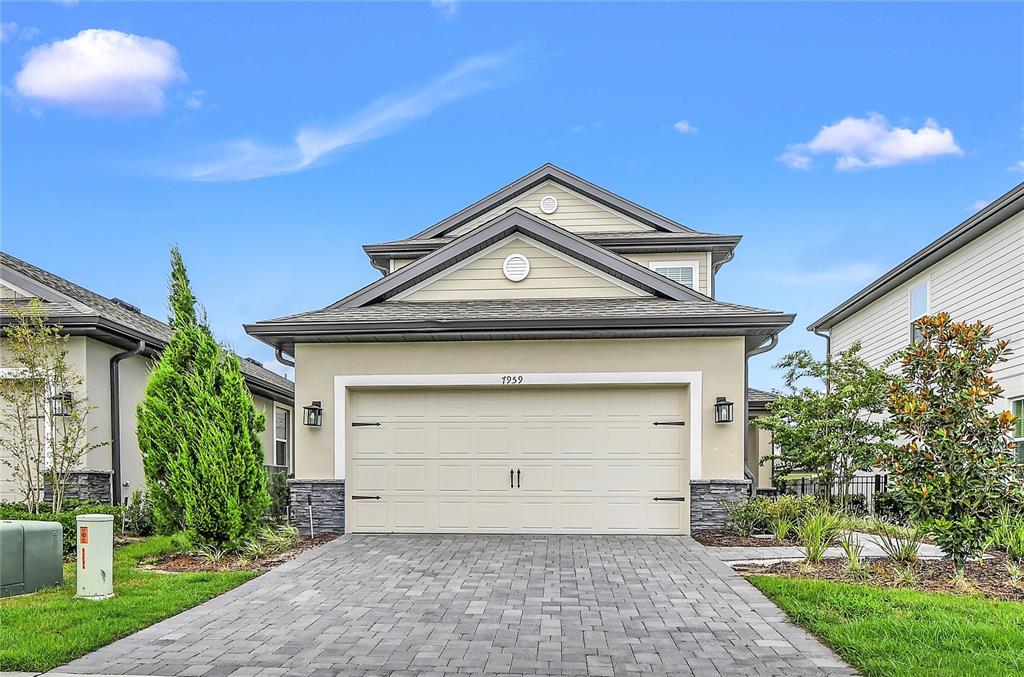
[351,495,382,500]
[653,496,686,502]
[653,421,686,426]
[351,422,382,427]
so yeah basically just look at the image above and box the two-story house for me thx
[808,182,1024,460]
[246,165,794,534]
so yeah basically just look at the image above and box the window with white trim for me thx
[648,261,698,290]
[909,281,929,344]
[1013,399,1024,464]
[273,407,291,469]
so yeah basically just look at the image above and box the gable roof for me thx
[809,181,1024,332]
[0,252,294,402]
[411,164,706,240]
[334,208,713,308]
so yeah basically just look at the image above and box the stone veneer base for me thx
[44,469,114,505]
[288,479,346,537]
[689,479,752,532]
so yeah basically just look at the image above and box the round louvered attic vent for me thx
[502,253,531,282]
[539,195,558,214]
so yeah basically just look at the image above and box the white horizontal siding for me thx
[830,210,1024,406]
[450,181,654,236]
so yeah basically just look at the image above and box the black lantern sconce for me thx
[303,400,323,427]
[714,396,734,424]
[50,391,73,417]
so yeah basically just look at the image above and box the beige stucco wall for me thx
[293,337,747,482]
[451,181,654,236]
[747,413,774,489]
[397,236,647,302]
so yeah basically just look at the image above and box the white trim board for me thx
[333,370,704,482]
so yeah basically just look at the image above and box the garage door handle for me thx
[653,496,686,502]
[653,421,686,426]
[351,495,381,500]
[516,469,521,488]
[351,422,381,427]
[510,469,514,488]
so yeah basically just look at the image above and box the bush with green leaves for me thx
[267,468,289,519]
[0,501,122,555]
[137,247,269,551]
[123,490,155,537]
[754,344,895,509]
[796,509,846,564]
[725,494,824,537]
[882,313,1023,574]
[988,508,1024,563]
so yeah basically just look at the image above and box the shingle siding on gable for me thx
[397,237,647,302]
[449,181,655,236]
[830,210,1024,404]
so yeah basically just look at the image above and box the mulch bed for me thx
[694,531,797,547]
[735,552,1024,602]
[142,533,338,574]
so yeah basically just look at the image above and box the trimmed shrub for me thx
[0,501,122,555]
[123,490,155,536]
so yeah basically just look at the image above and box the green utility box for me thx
[0,520,63,598]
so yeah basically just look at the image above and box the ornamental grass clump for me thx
[875,521,923,566]
[988,508,1024,563]
[796,509,846,564]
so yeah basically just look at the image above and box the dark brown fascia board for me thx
[245,313,795,350]
[808,181,1024,332]
[333,208,711,308]
[410,164,694,240]
[363,233,743,272]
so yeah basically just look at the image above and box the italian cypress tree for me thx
[138,246,269,548]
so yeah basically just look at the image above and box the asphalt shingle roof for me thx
[261,297,788,325]
[1,252,293,397]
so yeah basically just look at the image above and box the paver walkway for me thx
[50,535,855,677]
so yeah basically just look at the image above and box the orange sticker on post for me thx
[80,526,88,544]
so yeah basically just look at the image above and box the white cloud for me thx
[779,113,963,171]
[1009,160,1024,173]
[766,262,883,287]
[431,0,458,19]
[13,29,186,115]
[184,52,515,182]
[185,89,206,110]
[968,198,991,212]
[672,119,697,134]
[1,22,40,43]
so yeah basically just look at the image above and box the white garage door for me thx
[346,386,690,534]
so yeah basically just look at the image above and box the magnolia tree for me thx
[137,247,269,549]
[755,344,895,508]
[883,313,1021,573]
[0,300,104,512]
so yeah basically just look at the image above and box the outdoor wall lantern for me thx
[302,400,324,427]
[50,391,73,417]
[714,396,734,424]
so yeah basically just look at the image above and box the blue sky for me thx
[2,1,1022,389]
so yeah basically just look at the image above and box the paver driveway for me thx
[52,535,854,677]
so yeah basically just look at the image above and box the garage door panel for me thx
[347,386,690,534]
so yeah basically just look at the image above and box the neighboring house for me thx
[808,182,1024,461]
[0,252,295,504]
[746,387,776,490]
[246,164,794,534]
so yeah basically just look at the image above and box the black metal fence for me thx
[780,473,889,515]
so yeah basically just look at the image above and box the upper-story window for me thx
[1013,399,1024,464]
[648,261,698,290]
[909,280,929,344]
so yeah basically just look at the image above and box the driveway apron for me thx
[50,535,855,677]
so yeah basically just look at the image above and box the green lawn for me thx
[0,535,257,672]
[749,575,1024,677]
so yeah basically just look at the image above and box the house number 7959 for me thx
[501,375,524,385]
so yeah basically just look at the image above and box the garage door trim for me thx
[333,371,703,482]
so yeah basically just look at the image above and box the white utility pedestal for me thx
[76,513,113,600]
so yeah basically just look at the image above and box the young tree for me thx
[883,313,1021,574]
[137,246,269,548]
[0,300,104,512]
[755,344,895,508]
